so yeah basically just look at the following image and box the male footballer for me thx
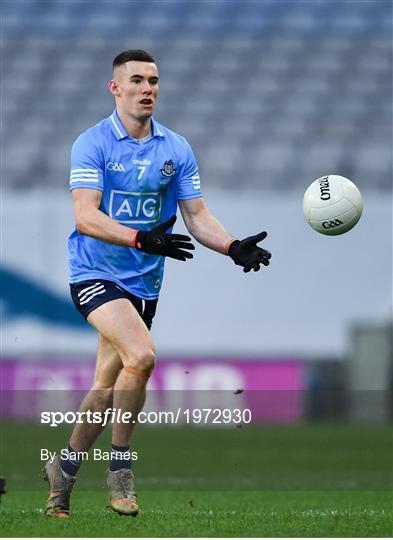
[43,49,271,517]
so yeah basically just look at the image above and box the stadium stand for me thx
[2,0,392,191]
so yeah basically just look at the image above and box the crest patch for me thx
[160,160,177,177]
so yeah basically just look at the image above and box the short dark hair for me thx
[113,49,156,70]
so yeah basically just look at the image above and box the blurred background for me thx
[1,0,392,427]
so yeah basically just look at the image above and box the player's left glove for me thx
[228,231,271,273]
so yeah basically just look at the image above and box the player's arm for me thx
[72,188,135,246]
[178,197,234,254]
[179,197,271,272]
[72,188,194,261]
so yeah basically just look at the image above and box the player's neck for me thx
[116,109,151,140]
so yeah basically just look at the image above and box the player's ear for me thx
[108,79,121,97]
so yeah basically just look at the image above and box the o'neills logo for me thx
[318,176,330,201]
[319,176,331,200]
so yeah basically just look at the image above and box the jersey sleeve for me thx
[176,141,203,200]
[69,132,104,191]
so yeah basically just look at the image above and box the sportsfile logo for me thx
[109,190,161,224]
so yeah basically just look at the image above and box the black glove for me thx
[228,231,271,273]
[133,215,195,261]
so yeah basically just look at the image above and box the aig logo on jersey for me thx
[109,190,161,224]
[107,161,125,172]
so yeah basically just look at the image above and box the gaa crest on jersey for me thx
[160,160,177,177]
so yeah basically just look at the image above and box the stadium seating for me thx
[2,0,391,190]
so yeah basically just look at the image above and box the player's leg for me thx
[44,281,156,517]
[67,334,123,452]
[86,298,156,516]
[65,278,151,457]
[87,297,155,438]
[70,334,123,451]
[44,335,122,517]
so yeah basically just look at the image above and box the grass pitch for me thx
[1,423,392,536]
[1,490,392,537]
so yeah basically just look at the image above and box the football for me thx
[303,175,363,235]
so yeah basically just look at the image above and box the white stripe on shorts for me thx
[79,288,106,305]
[79,284,105,303]
[78,282,103,297]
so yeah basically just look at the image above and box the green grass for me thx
[1,490,392,537]
[0,423,392,536]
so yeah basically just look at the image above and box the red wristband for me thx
[130,230,139,248]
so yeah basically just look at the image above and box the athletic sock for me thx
[60,444,82,477]
[109,444,131,472]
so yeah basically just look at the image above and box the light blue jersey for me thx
[68,110,202,299]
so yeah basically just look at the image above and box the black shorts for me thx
[70,279,158,330]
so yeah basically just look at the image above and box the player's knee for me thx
[137,346,156,373]
[126,346,156,374]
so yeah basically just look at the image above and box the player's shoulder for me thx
[72,115,112,150]
[153,119,193,154]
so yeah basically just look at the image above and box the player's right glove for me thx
[228,231,271,272]
[131,215,195,261]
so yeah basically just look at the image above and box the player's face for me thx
[112,61,159,121]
